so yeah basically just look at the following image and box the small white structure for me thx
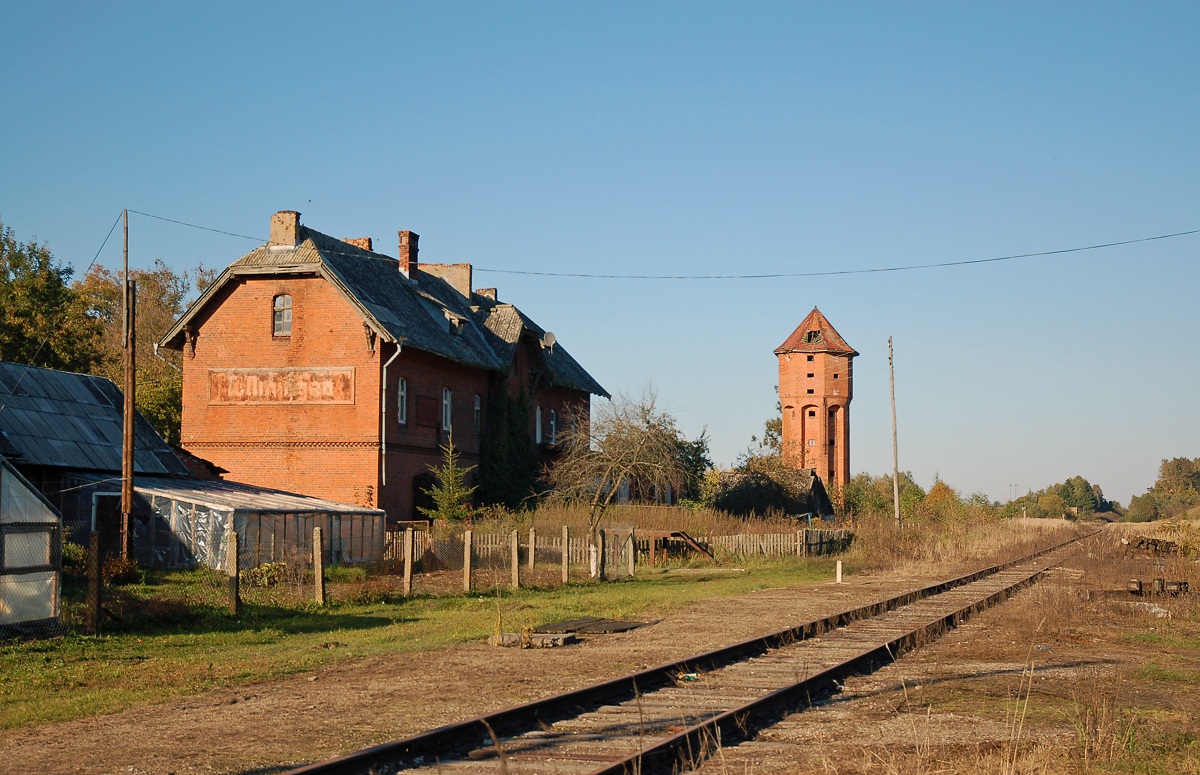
[0,456,61,634]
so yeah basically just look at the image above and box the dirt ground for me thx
[3,529,1197,775]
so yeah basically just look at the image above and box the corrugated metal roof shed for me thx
[132,475,384,516]
[0,362,188,476]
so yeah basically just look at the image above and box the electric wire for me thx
[473,227,1200,279]
[123,209,1200,280]
[0,211,124,416]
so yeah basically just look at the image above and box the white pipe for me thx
[380,342,402,487]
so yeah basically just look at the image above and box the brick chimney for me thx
[399,230,419,277]
[269,211,301,248]
[476,288,498,301]
[343,236,372,251]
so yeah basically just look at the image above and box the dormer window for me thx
[804,330,822,344]
[273,295,292,336]
[445,311,465,336]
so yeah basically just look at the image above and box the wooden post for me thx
[650,537,657,568]
[463,529,473,592]
[510,529,520,590]
[626,529,635,578]
[528,527,536,571]
[836,560,843,584]
[227,524,241,617]
[86,531,102,635]
[402,527,414,595]
[889,336,901,529]
[313,526,326,606]
[598,530,607,581]
[561,525,569,584]
[796,530,803,557]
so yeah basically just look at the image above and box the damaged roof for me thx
[472,299,609,398]
[0,362,189,476]
[775,307,858,357]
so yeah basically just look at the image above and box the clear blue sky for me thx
[3,2,1198,506]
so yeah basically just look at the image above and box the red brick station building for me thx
[160,211,607,521]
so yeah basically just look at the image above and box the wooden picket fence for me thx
[383,527,853,569]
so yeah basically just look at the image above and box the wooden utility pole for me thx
[889,337,901,529]
[121,210,136,559]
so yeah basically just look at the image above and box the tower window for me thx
[808,410,816,417]
[807,439,816,446]
[807,373,814,378]
[397,378,408,424]
[806,389,814,394]
[833,374,839,379]
[804,330,823,344]
[273,295,292,336]
[806,355,814,362]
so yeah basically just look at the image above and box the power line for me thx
[0,211,124,417]
[122,208,1199,280]
[127,209,259,242]
[473,227,1200,279]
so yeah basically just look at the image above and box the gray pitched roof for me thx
[161,227,504,371]
[473,300,609,397]
[160,222,607,396]
[0,362,189,476]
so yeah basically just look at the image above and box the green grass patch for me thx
[1132,663,1200,686]
[1,556,834,731]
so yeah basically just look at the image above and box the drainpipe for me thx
[152,342,181,372]
[380,340,402,488]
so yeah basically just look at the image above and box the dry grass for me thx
[842,512,1080,577]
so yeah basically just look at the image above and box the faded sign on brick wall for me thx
[208,368,355,405]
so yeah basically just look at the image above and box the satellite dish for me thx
[541,332,557,351]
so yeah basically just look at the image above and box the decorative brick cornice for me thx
[184,440,379,449]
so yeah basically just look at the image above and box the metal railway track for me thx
[285,533,1092,775]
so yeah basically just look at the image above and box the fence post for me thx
[463,529,473,592]
[227,523,241,617]
[313,526,326,606]
[561,525,569,584]
[597,530,607,581]
[402,527,414,595]
[796,530,803,557]
[626,529,635,578]
[528,527,536,571]
[86,531,102,635]
[510,529,520,590]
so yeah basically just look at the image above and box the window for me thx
[535,406,543,443]
[442,388,452,430]
[273,295,292,336]
[807,373,814,378]
[806,355,814,362]
[474,394,482,434]
[833,373,839,379]
[807,439,816,446]
[804,330,823,344]
[550,409,557,444]
[806,389,814,394]
[397,378,408,425]
[808,410,816,417]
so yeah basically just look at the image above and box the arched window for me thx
[397,378,408,425]
[273,295,292,336]
[442,387,452,430]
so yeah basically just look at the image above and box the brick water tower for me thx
[775,308,858,491]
